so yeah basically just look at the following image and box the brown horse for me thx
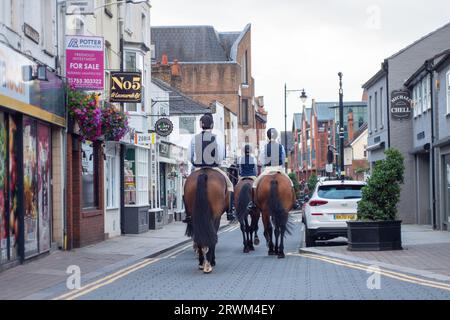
[184,168,230,273]
[255,173,295,259]
[234,178,260,253]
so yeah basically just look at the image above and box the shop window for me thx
[0,113,7,263]
[82,141,98,209]
[447,71,450,115]
[124,147,136,205]
[106,155,118,209]
[446,155,450,224]
[136,148,149,205]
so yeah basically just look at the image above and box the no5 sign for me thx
[110,72,142,103]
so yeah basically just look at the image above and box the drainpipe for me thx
[426,60,437,229]
[383,60,391,148]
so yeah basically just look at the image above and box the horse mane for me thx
[268,177,293,236]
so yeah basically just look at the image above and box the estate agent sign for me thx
[110,72,142,103]
[391,90,412,120]
[66,35,104,91]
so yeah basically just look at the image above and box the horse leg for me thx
[278,226,286,259]
[253,214,260,246]
[247,219,255,251]
[265,223,276,256]
[210,245,216,267]
[240,221,249,253]
[202,246,212,274]
[274,225,280,255]
[197,245,204,269]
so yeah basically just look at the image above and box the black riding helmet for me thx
[200,113,214,130]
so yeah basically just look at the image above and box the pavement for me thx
[0,215,232,300]
[300,224,450,282]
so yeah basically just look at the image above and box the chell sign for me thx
[390,90,412,120]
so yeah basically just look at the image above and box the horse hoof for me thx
[203,262,213,274]
[254,238,260,246]
[278,253,285,259]
[249,246,255,251]
[244,248,250,253]
[268,250,277,256]
[211,261,216,267]
[199,264,204,270]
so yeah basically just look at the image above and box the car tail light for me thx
[309,200,328,207]
[311,213,323,216]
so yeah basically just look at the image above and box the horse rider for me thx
[248,128,293,209]
[237,144,258,181]
[188,113,234,208]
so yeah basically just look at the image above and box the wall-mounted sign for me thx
[155,118,174,137]
[66,0,95,15]
[391,90,412,120]
[23,23,40,44]
[66,35,104,91]
[110,72,142,103]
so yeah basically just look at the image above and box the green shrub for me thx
[289,173,300,198]
[357,149,405,221]
[307,174,318,196]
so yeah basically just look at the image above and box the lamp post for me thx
[338,72,345,178]
[284,84,307,171]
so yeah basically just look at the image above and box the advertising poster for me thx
[23,117,38,257]
[38,123,51,253]
[0,113,6,263]
[66,35,104,91]
[8,116,18,261]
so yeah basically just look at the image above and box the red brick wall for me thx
[67,135,105,249]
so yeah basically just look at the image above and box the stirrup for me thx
[247,201,257,210]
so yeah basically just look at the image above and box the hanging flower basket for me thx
[67,87,130,142]
[68,86,102,141]
[102,103,130,142]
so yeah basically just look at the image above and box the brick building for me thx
[151,24,267,154]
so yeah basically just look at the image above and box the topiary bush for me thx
[307,173,318,196]
[357,149,405,221]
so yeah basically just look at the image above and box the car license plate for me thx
[335,214,356,220]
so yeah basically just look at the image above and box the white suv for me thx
[302,179,366,247]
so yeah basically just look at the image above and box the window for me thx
[427,75,431,110]
[106,155,118,209]
[124,51,144,113]
[413,86,418,117]
[136,148,149,205]
[1,0,12,27]
[379,87,383,128]
[369,95,372,132]
[240,99,249,125]
[179,117,196,134]
[422,77,428,113]
[447,72,450,115]
[241,51,248,84]
[141,13,148,46]
[418,81,423,115]
[374,91,378,130]
[82,142,98,209]
[124,147,148,206]
[41,0,54,55]
[124,147,136,205]
[445,155,450,224]
[318,185,364,200]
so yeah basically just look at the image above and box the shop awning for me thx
[159,156,177,164]
[366,141,385,152]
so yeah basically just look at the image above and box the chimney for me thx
[170,59,182,89]
[348,109,354,142]
[152,53,172,84]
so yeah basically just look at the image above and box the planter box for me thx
[347,220,402,251]
[149,209,164,230]
[123,206,150,234]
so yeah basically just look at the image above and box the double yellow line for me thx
[297,253,450,292]
[54,224,239,300]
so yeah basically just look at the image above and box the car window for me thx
[317,185,364,200]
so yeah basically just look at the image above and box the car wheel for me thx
[305,228,316,247]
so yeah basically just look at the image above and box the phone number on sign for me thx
[69,78,103,86]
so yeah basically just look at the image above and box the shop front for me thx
[122,135,150,234]
[0,43,65,268]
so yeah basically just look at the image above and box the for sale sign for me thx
[66,35,104,91]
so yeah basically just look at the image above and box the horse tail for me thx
[192,173,218,248]
[237,183,251,224]
[268,179,292,236]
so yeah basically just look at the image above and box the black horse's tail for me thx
[190,173,218,248]
[237,183,252,224]
[268,179,292,236]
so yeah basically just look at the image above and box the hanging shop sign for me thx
[391,90,412,120]
[66,35,104,91]
[155,118,173,137]
[66,0,95,15]
[110,72,142,103]
[0,43,65,126]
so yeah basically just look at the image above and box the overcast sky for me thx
[151,0,450,130]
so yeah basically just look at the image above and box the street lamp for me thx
[338,72,345,178]
[284,84,307,171]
